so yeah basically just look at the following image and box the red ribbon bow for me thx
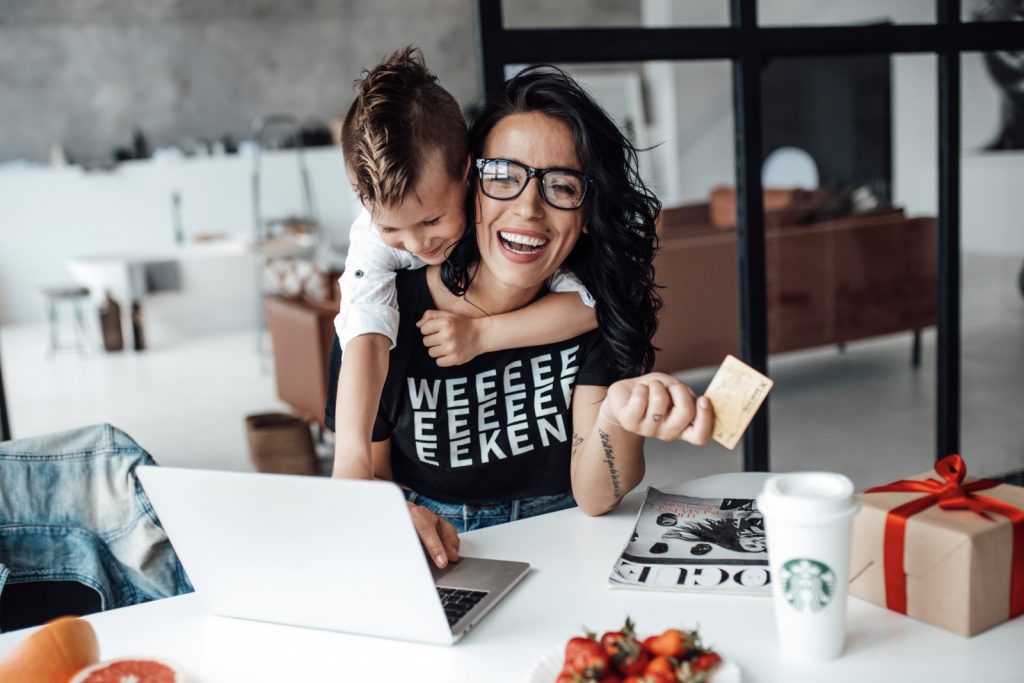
[864,454,1024,617]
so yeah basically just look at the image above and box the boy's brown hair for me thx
[342,46,468,208]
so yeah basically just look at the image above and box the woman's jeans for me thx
[403,490,577,533]
[0,423,193,613]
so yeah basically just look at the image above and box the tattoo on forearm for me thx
[571,432,584,458]
[598,428,624,499]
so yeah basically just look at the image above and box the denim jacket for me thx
[0,424,192,610]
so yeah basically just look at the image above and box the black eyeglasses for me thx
[475,158,591,210]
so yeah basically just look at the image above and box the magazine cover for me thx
[609,487,771,594]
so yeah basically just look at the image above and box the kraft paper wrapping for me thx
[848,472,1024,637]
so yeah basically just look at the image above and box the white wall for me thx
[640,0,1024,257]
[0,147,360,325]
[897,51,1024,255]
[641,0,733,204]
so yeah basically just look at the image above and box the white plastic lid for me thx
[756,471,857,522]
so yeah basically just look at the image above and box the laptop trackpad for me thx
[430,556,530,592]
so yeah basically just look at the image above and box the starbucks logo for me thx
[780,558,836,613]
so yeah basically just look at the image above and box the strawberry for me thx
[690,651,722,673]
[557,666,623,683]
[567,638,611,679]
[556,667,584,683]
[600,618,649,676]
[644,655,676,678]
[565,635,597,667]
[675,649,722,683]
[645,674,675,683]
[642,629,692,659]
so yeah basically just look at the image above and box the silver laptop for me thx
[136,466,530,645]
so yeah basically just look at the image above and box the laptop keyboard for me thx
[436,587,488,627]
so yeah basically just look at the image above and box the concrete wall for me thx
[0,0,640,165]
[0,0,480,165]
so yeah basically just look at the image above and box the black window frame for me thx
[474,0,1024,471]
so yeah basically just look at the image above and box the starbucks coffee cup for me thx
[757,472,859,662]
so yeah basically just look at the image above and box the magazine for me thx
[609,487,771,595]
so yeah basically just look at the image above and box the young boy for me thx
[332,47,597,480]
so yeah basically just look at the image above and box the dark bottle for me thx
[131,127,150,159]
[99,292,124,352]
[130,301,145,351]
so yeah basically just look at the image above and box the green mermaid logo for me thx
[780,558,836,613]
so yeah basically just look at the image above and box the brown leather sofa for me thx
[651,202,937,373]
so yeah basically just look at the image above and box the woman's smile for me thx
[496,228,550,262]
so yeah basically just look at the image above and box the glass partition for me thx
[761,54,939,487]
[961,48,1024,480]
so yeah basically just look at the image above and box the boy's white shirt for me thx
[334,207,596,352]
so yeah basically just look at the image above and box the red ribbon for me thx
[864,454,1024,618]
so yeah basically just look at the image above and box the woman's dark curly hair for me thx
[440,65,662,377]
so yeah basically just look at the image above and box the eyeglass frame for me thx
[474,158,592,210]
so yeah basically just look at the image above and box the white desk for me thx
[1,473,1019,682]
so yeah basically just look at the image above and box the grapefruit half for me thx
[70,657,186,683]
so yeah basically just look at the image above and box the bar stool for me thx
[41,286,91,355]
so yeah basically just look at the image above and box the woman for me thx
[327,66,714,567]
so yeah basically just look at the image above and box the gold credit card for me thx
[703,354,774,450]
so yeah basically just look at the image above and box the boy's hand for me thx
[406,501,460,569]
[417,310,485,367]
[601,373,715,445]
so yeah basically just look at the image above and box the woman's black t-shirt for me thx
[325,268,616,504]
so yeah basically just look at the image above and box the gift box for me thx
[848,455,1024,637]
